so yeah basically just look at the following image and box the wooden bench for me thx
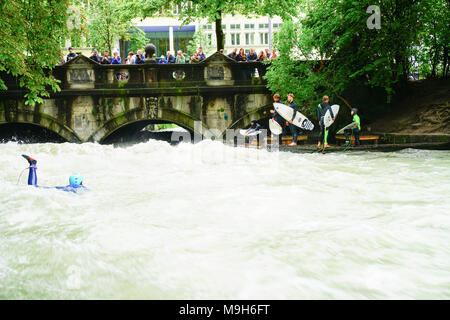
[264,135,308,145]
[335,135,380,146]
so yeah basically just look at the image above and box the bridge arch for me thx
[0,111,81,142]
[226,104,274,134]
[88,107,208,143]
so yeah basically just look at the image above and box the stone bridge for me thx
[0,53,273,143]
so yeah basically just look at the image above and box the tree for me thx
[264,0,443,118]
[86,0,142,54]
[139,0,303,52]
[186,28,213,57]
[414,0,450,78]
[0,0,70,105]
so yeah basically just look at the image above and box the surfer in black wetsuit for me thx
[269,93,285,144]
[286,93,300,146]
[317,95,334,148]
[249,120,261,131]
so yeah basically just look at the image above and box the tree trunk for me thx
[442,46,448,78]
[119,37,126,61]
[215,11,224,51]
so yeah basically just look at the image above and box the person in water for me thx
[22,155,87,193]
[317,95,335,148]
[249,119,261,132]
[344,108,361,146]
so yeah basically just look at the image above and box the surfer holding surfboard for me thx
[269,93,285,144]
[342,108,361,146]
[317,95,335,148]
[286,93,301,146]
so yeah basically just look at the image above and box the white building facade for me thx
[131,13,283,57]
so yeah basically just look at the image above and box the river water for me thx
[0,140,449,299]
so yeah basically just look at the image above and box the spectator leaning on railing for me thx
[66,47,77,62]
[228,48,238,60]
[257,50,267,62]
[111,51,121,64]
[175,50,186,64]
[134,50,145,64]
[236,48,247,62]
[246,49,257,62]
[198,47,206,61]
[166,51,176,64]
[125,52,134,64]
[158,55,167,64]
[100,50,111,64]
[89,49,100,63]
[190,52,200,63]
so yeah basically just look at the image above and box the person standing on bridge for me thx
[175,50,186,64]
[111,51,121,64]
[198,47,206,61]
[228,48,238,60]
[89,49,100,63]
[166,51,176,64]
[66,47,77,62]
[100,50,111,64]
[247,49,257,62]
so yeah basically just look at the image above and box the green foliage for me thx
[86,0,139,54]
[0,0,70,106]
[264,0,449,120]
[127,27,148,54]
[187,29,213,57]
[66,0,89,48]
[414,0,450,78]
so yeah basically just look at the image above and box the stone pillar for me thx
[169,26,174,54]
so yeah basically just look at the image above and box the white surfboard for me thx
[273,102,314,131]
[269,119,282,135]
[337,121,359,134]
[324,104,340,128]
[239,128,262,136]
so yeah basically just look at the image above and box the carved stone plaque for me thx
[68,69,94,83]
[207,66,224,80]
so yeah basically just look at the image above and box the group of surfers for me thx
[247,93,361,148]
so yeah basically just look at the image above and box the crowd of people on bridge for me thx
[61,46,278,65]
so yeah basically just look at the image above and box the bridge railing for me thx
[0,59,270,92]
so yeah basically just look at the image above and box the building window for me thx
[222,24,226,30]
[244,24,255,29]
[203,24,212,30]
[245,33,254,45]
[230,24,240,30]
[273,23,282,29]
[231,33,240,46]
[260,33,268,45]
[207,34,212,46]
[258,23,269,29]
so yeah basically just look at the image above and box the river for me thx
[0,140,449,299]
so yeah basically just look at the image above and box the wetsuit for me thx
[271,100,285,144]
[317,102,334,144]
[288,100,300,145]
[24,156,87,193]
[249,122,262,131]
[344,113,361,146]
